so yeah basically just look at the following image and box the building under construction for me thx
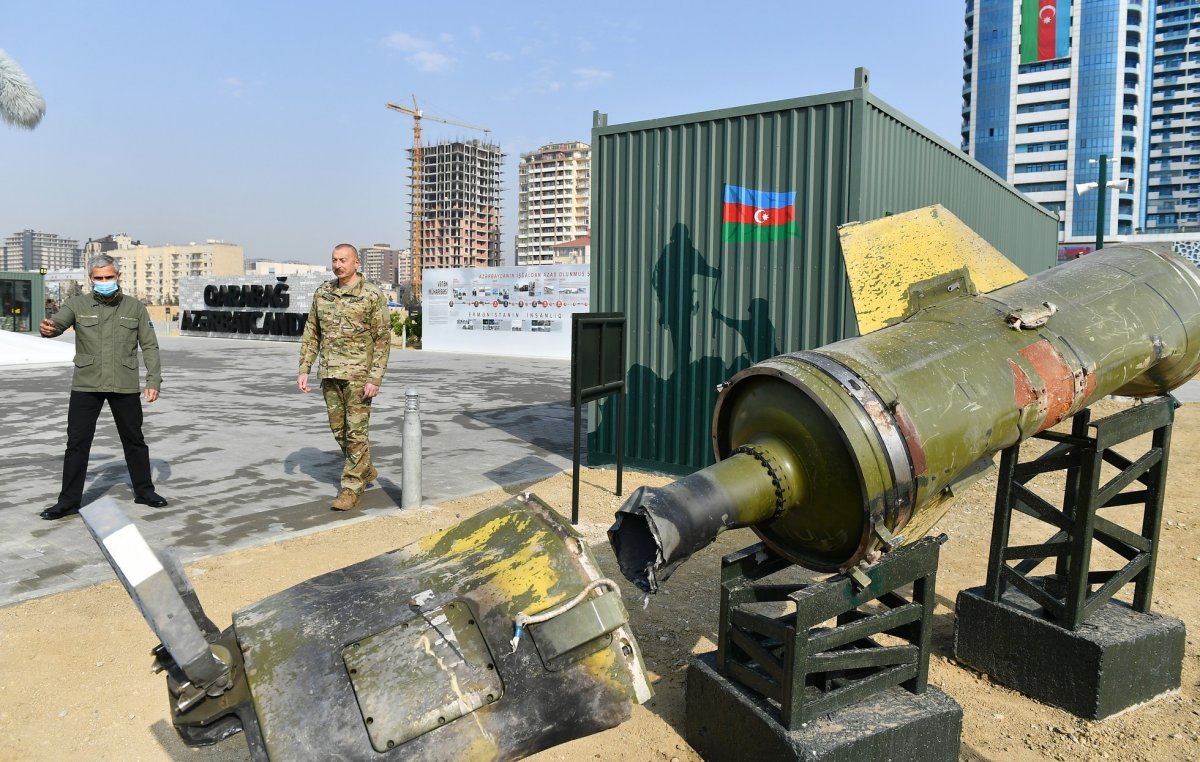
[410,139,504,270]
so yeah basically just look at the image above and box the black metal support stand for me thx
[985,396,1174,626]
[955,397,1186,718]
[686,537,961,762]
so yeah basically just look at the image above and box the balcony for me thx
[1156,30,1191,44]
[1013,170,1068,186]
[1154,62,1186,75]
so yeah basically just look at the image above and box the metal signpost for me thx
[570,312,625,524]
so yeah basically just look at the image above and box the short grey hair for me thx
[87,253,120,275]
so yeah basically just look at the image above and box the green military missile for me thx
[610,207,1200,592]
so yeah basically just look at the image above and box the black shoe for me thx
[134,492,169,508]
[40,503,80,520]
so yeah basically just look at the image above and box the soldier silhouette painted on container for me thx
[651,223,720,374]
[712,297,780,366]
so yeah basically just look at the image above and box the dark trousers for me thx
[57,390,154,508]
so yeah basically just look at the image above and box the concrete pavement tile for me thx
[12,547,47,560]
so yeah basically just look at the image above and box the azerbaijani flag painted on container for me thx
[1021,0,1070,64]
[723,184,800,242]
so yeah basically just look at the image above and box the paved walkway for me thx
[0,334,581,607]
[6,331,1200,609]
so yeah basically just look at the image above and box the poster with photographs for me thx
[422,264,590,359]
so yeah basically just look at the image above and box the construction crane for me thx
[386,96,490,298]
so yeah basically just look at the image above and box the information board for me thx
[422,265,590,359]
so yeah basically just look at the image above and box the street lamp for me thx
[1075,154,1130,251]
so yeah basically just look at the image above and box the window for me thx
[1014,181,1067,192]
[1016,161,1068,173]
[1017,80,1070,94]
[1016,100,1070,114]
[1017,120,1069,133]
[1017,141,1069,153]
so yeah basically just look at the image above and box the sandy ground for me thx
[2,399,1198,762]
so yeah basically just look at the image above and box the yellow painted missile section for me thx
[154,494,652,760]
[838,204,1027,334]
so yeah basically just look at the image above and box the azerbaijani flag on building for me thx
[723,184,800,242]
[1021,0,1070,64]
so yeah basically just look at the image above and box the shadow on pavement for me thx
[483,454,564,490]
[283,446,343,488]
[464,401,575,457]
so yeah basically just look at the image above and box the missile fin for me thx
[838,205,1027,334]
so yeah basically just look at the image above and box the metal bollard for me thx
[401,388,422,510]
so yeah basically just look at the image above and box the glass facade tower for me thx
[963,0,1200,243]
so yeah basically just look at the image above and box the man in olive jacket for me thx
[297,243,391,511]
[39,254,168,520]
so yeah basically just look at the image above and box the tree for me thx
[389,311,422,348]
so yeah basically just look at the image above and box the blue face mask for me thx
[94,280,119,296]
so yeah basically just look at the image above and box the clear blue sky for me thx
[2,2,966,265]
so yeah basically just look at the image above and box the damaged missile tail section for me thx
[609,205,1200,593]
[83,493,651,761]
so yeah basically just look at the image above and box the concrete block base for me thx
[954,585,1185,719]
[684,652,961,762]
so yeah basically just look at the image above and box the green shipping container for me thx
[588,68,1058,474]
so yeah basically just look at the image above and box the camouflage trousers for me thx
[321,378,374,495]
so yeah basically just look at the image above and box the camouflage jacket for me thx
[298,275,391,385]
[46,290,161,393]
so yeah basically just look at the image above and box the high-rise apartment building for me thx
[360,243,401,285]
[3,230,80,271]
[516,142,591,266]
[1143,1,1200,232]
[962,0,1200,243]
[411,139,503,270]
[396,247,413,290]
[112,240,245,304]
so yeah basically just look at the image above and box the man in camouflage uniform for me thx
[297,243,392,510]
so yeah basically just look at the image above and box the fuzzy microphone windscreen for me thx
[0,49,45,129]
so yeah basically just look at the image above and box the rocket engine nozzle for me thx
[610,449,796,593]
